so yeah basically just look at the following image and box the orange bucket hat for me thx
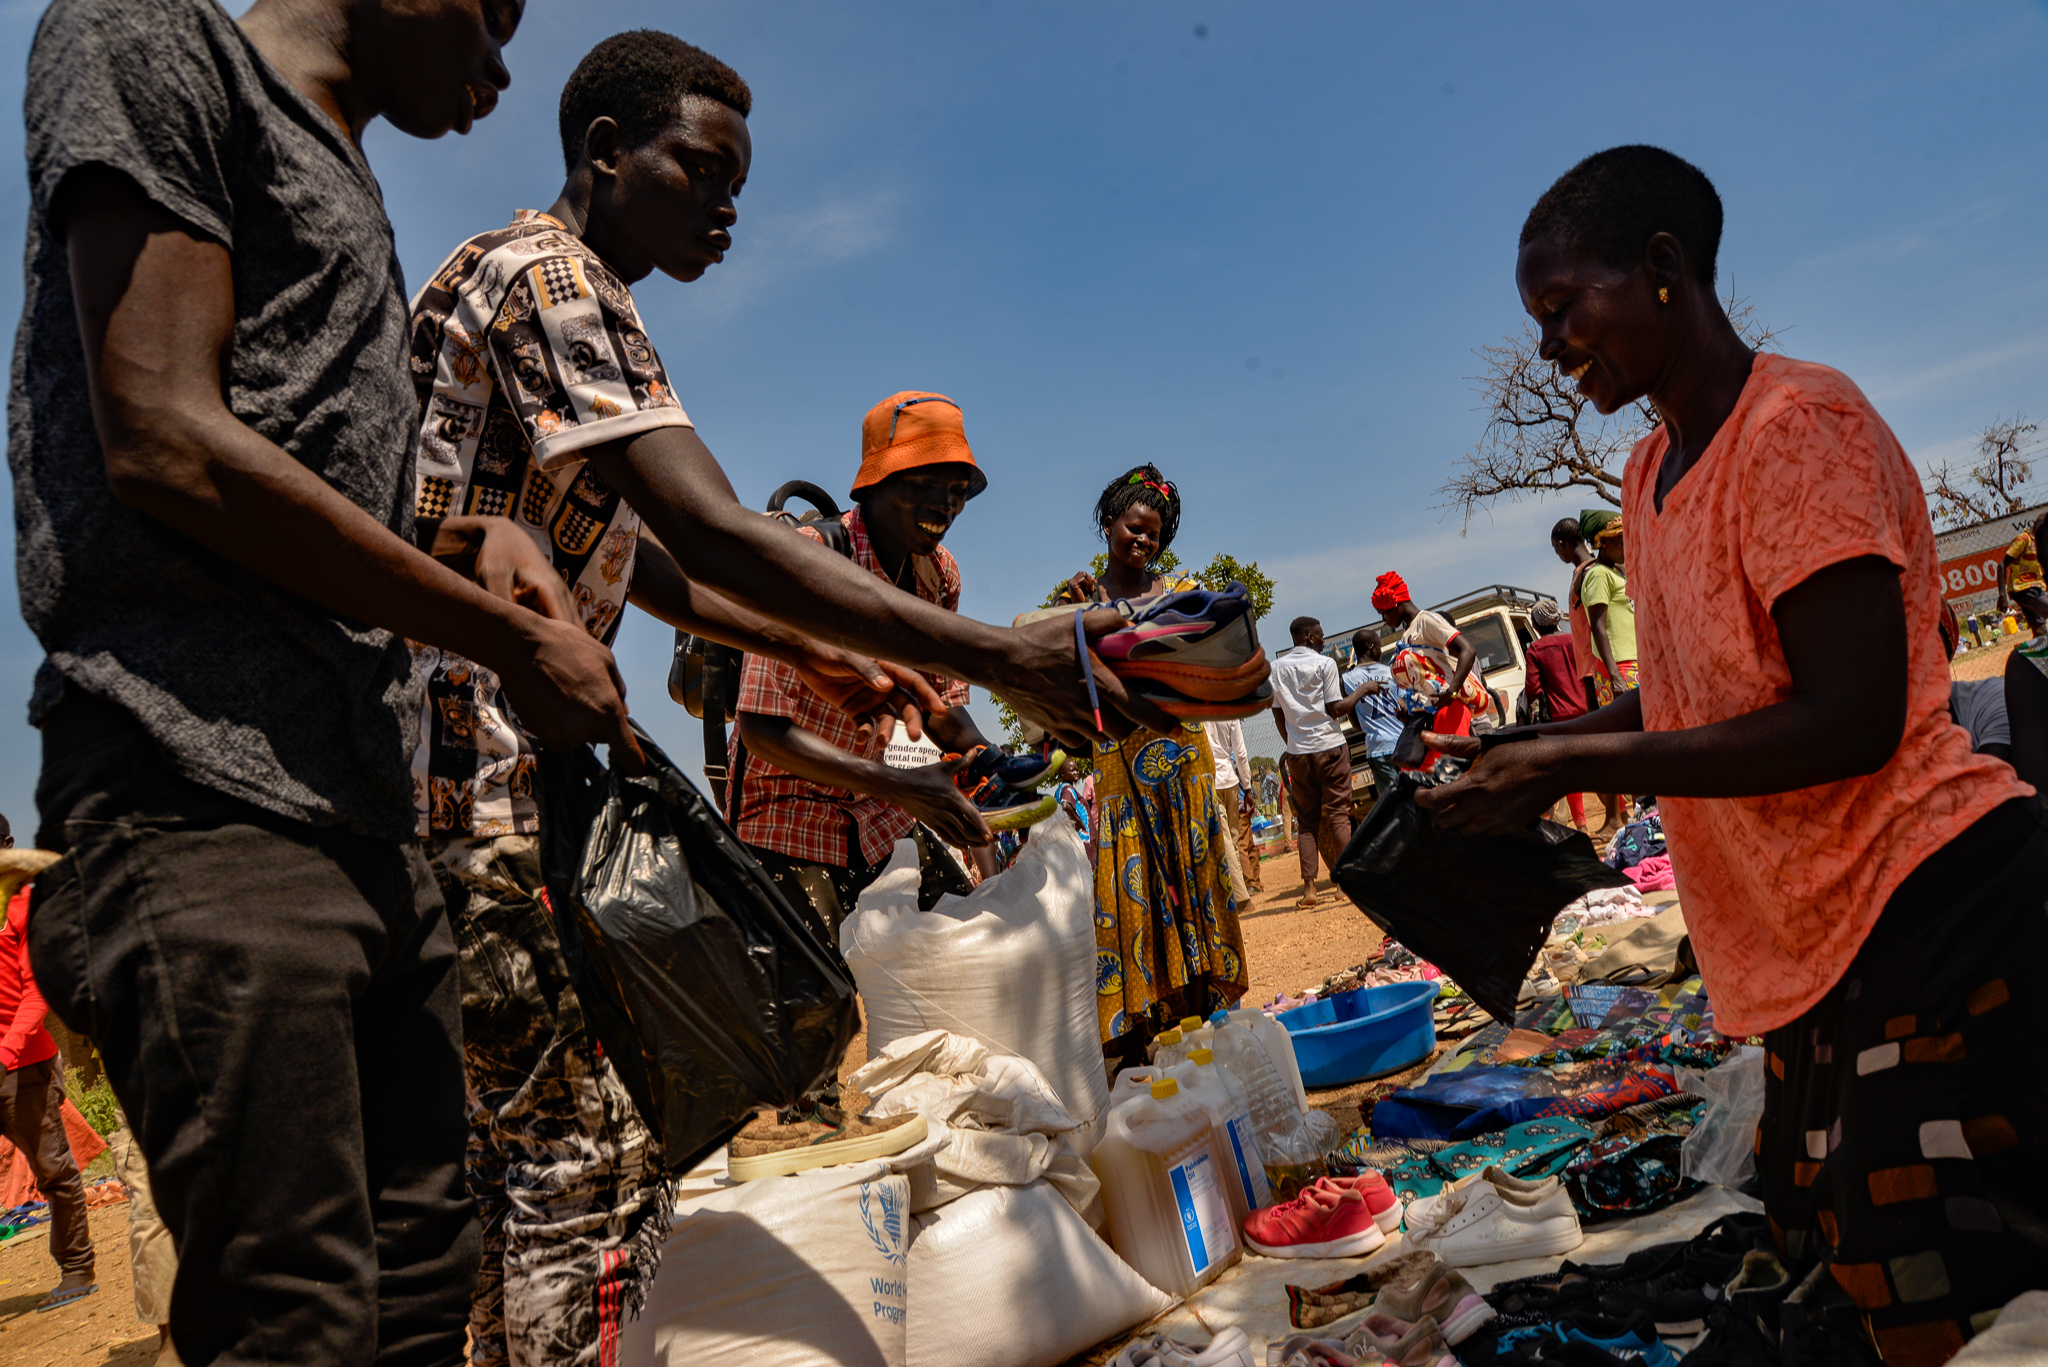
[853,392,987,500]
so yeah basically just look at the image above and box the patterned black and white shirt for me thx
[405,210,691,836]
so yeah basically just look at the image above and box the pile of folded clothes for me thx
[1090,580,1273,720]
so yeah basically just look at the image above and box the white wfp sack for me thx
[907,1182,1173,1367]
[620,1161,914,1367]
[842,819,1112,1150]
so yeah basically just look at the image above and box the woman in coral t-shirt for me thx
[1425,145,2045,1362]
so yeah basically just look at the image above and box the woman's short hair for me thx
[1521,145,1723,286]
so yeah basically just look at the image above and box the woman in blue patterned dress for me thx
[1059,465,1248,1067]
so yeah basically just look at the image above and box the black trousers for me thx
[29,695,475,1367]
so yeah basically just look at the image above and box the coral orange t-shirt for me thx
[1621,354,2031,1035]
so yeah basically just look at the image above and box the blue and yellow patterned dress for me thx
[1091,719,1249,1045]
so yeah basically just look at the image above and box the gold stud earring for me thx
[1658,286,1670,304]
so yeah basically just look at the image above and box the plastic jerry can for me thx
[1109,1064,1163,1109]
[1171,1049,1274,1221]
[1177,1015,1216,1054]
[1148,1027,1188,1069]
[1089,1078,1243,1297]
[1219,1007,1309,1111]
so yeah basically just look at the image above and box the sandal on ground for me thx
[37,1277,97,1312]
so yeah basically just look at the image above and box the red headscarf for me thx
[1371,571,1411,612]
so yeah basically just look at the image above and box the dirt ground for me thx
[1951,631,2022,681]
[0,1206,159,1367]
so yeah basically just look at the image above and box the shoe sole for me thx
[727,1112,929,1182]
[1114,650,1270,702]
[1002,749,1066,790]
[1423,1224,1585,1269]
[1438,1296,1498,1345]
[983,795,1059,830]
[1244,1225,1387,1259]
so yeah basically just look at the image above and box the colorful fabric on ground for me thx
[1621,353,2033,1036]
[1092,715,1247,1042]
[1602,812,1665,870]
[1509,978,1729,1072]
[1363,1119,1596,1222]
[1563,1095,1704,1221]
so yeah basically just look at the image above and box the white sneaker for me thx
[1402,1165,1582,1268]
[1112,1326,1256,1367]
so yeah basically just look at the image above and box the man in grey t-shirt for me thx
[12,1,639,1359]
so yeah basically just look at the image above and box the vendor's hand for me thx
[1239,790,1256,817]
[1414,735,1567,834]
[888,754,992,849]
[1064,571,1102,605]
[1420,731,1481,760]
[997,610,1185,748]
[790,641,950,744]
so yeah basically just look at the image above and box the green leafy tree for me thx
[994,550,1278,744]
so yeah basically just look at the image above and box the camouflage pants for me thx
[423,834,671,1367]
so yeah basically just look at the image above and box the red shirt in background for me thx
[0,889,59,1072]
[1524,632,1589,723]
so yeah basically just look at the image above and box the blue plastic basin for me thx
[1275,980,1440,1088]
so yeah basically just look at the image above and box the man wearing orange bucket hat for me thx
[729,391,1052,941]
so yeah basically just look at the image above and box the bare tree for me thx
[1439,294,1781,529]
[1925,416,2041,530]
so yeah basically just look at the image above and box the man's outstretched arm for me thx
[62,166,639,760]
[587,428,1176,746]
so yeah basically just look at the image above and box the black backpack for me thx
[667,481,854,805]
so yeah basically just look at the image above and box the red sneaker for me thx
[1316,1171,1402,1233]
[1243,1185,1387,1259]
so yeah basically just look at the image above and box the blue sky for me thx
[4,0,2046,820]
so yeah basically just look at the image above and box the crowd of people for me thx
[5,2,2043,1365]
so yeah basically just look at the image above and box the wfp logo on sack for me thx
[859,1181,906,1266]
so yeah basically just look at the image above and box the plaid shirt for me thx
[728,506,971,867]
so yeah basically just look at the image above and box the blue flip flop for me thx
[37,1280,97,1312]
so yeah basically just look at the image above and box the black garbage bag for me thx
[1331,773,1633,1023]
[537,724,859,1174]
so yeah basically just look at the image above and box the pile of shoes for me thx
[1267,1243,1495,1363]
[946,744,1063,830]
[1092,581,1272,721]
[1454,1212,1773,1366]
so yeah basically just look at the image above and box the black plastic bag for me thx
[1331,774,1633,1023]
[537,724,859,1174]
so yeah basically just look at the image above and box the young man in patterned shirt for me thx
[404,33,1172,1364]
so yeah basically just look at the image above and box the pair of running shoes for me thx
[1014,581,1272,723]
